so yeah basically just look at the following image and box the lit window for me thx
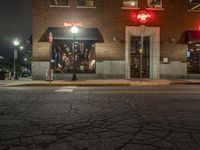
[147,0,162,8]
[51,41,96,74]
[187,43,200,74]
[77,0,95,7]
[51,0,68,6]
[123,0,138,8]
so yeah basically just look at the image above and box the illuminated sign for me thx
[64,22,83,27]
[136,11,151,24]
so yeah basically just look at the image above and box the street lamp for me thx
[13,39,20,80]
[140,26,145,83]
[20,46,24,50]
[71,26,79,81]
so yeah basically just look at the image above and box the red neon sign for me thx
[64,22,83,27]
[136,11,151,24]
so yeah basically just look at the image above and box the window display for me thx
[51,0,68,6]
[123,0,138,7]
[147,0,162,8]
[77,0,95,7]
[187,43,200,74]
[51,41,96,73]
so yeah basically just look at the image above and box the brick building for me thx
[32,0,200,80]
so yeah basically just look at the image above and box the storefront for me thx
[32,0,200,80]
[125,26,160,79]
[186,30,200,78]
[38,27,103,79]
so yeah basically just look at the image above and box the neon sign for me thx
[136,11,151,24]
[64,22,83,27]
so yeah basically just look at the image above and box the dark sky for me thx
[0,0,32,61]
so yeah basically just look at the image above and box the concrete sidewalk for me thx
[1,78,200,87]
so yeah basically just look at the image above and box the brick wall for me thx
[32,0,200,62]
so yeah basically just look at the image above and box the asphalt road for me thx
[0,85,200,150]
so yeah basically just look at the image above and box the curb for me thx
[170,82,200,85]
[6,82,171,87]
[5,80,200,87]
[7,83,131,87]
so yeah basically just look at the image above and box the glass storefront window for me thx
[77,0,95,7]
[130,36,150,78]
[123,0,138,8]
[51,0,68,6]
[187,43,200,74]
[147,0,162,8]
[51,41,96,74]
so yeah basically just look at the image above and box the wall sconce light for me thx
[162,57,170,64]
[113,37,117,42]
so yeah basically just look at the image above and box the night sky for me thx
[0,0,32,62]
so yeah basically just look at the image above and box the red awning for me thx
[185,30,200,43]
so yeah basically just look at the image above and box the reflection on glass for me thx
[130,36,150,78]
[123,0,138,7]
[51,0,68,6]
[51,41,96,74]
[147,0,162,8]
[77,0,95,7]
[187,43,200,74]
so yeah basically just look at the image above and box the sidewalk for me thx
[170,79,200,84]
[1,78,200,87]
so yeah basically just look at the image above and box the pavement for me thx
[1,78,200,87]
[1,85,200,150]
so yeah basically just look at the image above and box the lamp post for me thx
[71,26,79,81]
[139,25,145,83]
[140,34,144,83]
[136,11,150,83]
[13,39,20,80]
[24,57,28,67]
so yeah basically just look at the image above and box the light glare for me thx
[71,26,79,34]
[13,39,19,46]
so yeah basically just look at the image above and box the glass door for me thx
[130,36,150,78]
[187,43,200,74]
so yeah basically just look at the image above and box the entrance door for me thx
[130,36,150,78]
[187,43,200,74]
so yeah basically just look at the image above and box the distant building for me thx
[32,0,200,80]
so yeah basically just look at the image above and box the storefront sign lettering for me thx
[64,22,83,27]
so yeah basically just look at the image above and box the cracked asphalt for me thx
[0,85,200,150]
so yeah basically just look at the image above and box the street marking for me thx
[55,89,74,92]
[55,86,77,93]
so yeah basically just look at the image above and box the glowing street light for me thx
[13,39,19,47]
[13,39,20,80]
[71,26,79,34]
[71,26,79,81]
[20,46,24,50]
